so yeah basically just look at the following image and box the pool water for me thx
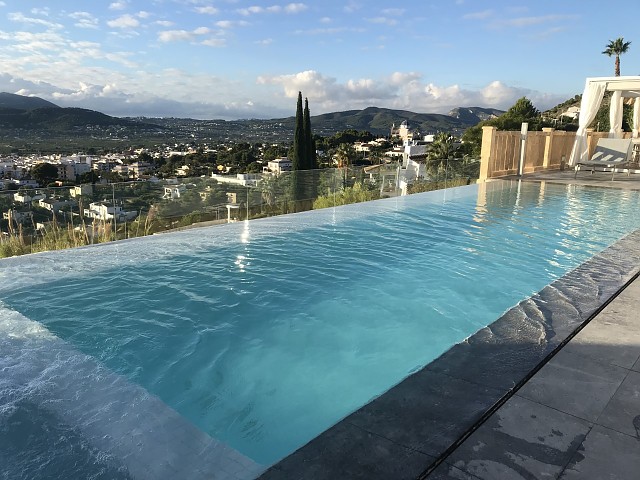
[2,180,640,476]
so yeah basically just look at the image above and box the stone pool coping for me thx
[259,228,640,479]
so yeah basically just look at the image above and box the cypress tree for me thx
[303,97,314,169]
[292,91,304,171]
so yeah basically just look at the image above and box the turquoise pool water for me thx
[2,180,640,477]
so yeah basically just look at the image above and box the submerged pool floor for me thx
[3,180,640,477]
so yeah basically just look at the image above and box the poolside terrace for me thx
[260,170,640,479]
[424,170,640,479]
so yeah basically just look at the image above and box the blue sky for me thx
[0,0,637,120]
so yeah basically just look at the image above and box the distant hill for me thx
[448,107,504,124]
[0,106,153,131]
[0,92,503,151]
[269,106,501,137]
[0,92,59,110]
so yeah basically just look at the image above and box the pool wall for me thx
[259,227,640,479]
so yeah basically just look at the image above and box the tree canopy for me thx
[30,162,58,186]
[459,97,543,157]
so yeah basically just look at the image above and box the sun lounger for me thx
[574,138,634,179]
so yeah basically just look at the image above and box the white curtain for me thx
[568,80,607,166]
[634,98,640,138]
[608,90,624,138]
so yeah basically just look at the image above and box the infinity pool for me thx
[2,180,640,478]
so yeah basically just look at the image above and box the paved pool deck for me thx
[427,272,640,479]
[261,170,640,480]
[425,170,640,479]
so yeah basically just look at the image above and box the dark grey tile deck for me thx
[259,422,434,480]
[559,425,640,479]
[561,316,640,369]
[344,370,504,457]
[426,462,480,479]
[444,395,591,480]
[516,348,629,422]
[596,370,640,439]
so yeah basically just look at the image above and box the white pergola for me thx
[569,76,640,166]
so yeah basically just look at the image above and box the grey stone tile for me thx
[633,356,640,373]
[593,294,640,329]
[345,369,504,457]
[559,425,640,479]
[258,422,434,480]
[426,461,481,479]
[596,370,640,438]
[561,316,640,369]
[517,348,628,422]
[446,396,590,480]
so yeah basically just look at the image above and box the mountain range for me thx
[0,92,504,149]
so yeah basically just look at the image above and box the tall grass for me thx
[0,219,114,259]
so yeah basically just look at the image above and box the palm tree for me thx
[602,38,631,76]
[334,143,355,187]
[334,143,355,168]
[426,133,455,178]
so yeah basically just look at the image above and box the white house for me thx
[38,198,75,212]
[70,185,93,198]
[397,159,426,195]
[561,106,580,121]
[210,173,261,187]
[404,143,428,164]
[263,158,292,174]
[56,160,91,180]
[83,202,137,221]
[13,191,46,204]
[163,184,187,200]
[2,209,33,224]
[176,165,191,177]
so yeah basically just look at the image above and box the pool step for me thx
[0,304,264,480]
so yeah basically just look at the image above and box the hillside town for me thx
[0,120,477,251]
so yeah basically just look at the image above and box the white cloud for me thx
[255,38,273,45]
[215,20,249,29]
[195,6,219,15]
[30,7,50,16]
[237,4,306,15]
[366,17,397,26]
[158,29,193,42]
[69,12,99,30]
[0,2,6,7]
[319,17,331,23]
[155,20,174,27]
[381,8,404,16]
[107,14,140,29]
[109,1,128,11]
[238,6,261,15]
[137,11,151,19]
[158,27,225,47]
[344,1,362,13]
[8,12,63,29]
[463,10,493,20]
[201,38,226,47]
[257,70,561,114]
[284,3,307,14]
[496,14,576,28]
